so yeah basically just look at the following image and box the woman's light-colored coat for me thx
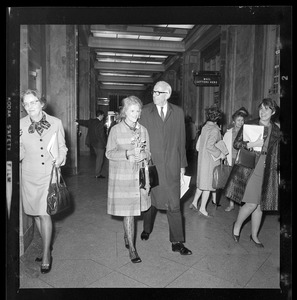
[20,112,68,215]
[106,121,151,216]
[139,102,187,210]
[196,122,223,191]
[223,128,233,166]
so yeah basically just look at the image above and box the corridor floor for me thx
[19,153,281,293]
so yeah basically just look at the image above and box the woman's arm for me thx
[105,126,127,161]
[56,119,68,167]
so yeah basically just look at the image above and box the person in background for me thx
[225,98,281,247]
[189,104,226,217]
[223,107,249,211]
[106,96,151,263]
[76,110,107,178]
[20,89,68,274]
[185,115,197,163]
[138,80,192,255]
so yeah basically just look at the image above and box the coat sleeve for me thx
[20,134,25,161]
[233,126,248,150]
[179,109,188,168]
[57,119,68,166]
[206,129,221,158]
[105,126,127,161]
[76,119,89,127]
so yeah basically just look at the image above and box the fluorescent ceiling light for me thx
[102,82,145,86]
[93,32,117,38]
[100,72,151,78]
[160,37,183,41]
[139,35,161,40]
[117,34,138,39]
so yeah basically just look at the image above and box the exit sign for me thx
[193,71,220,86]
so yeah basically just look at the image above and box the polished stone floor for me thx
[18,153,282,297]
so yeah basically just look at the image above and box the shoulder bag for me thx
[234,147,256,169]
[139,159,159,195]
[47,165,71,215]
[212,159,233,189]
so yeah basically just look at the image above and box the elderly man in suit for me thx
[76,110,107,178]
[138,81,192,255]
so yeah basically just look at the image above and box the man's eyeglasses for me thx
[22,100,40,108]
[151,91,168,96]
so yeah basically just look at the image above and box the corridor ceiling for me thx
[84,24,197,92]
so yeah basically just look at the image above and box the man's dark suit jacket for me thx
[77,118,107,149]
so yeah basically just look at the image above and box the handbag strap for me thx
[48,165,66,188]
[222,158,230,166]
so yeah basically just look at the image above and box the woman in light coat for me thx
[20,89,68,274]
[223,108,249,211]
[189,105,226,217]
[106,96,151,263]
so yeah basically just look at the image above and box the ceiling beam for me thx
[89,36,185,53]
[98,75,153,83]
[90,24,188,38]
[94,61,165,72]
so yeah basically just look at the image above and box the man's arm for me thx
[76,119,89,128]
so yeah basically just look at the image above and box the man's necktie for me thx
[160,107,165,121]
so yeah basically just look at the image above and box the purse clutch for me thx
[234,147,256,169]
[139,159,159,194]
[212,159,233,189]
[47,165,71,215]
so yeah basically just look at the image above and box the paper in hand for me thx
[243,124,264,151]
[47,132,59,160]
[180,175,191,198]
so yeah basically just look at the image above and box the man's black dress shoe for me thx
[40,256,53,274]
[172,242,192,255]
[95,175,105,179]
[140,231,150,240]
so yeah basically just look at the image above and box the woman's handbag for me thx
[139,159,159,194]
[47,165,71,215]
[235,147,256,169]
[212,159,233,189]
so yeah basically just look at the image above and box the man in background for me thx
[76,110,107,178]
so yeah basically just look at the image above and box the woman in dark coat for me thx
[224,98,281,247]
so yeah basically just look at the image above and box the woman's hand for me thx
[53,157,65,167]
[247,134,264,149]
[219,152,226,160]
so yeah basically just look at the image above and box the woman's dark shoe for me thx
[129,250,142,263]
[140,231,150,240]
[250,235,264,248]
[232,222,240,243]
[40,256,53,274]
[124,236,129,249]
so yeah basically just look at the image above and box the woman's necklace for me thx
[124,120,137,131]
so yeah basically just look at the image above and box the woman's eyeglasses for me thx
[22,100,40,108]
[151,91,168,96]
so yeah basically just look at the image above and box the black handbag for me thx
[139,159,159,194]
[47,165,71,215]
[235,147,256,169]
[212,159,233,189]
